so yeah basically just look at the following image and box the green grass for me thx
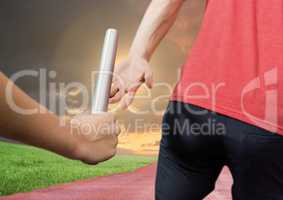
[0,141,155,196]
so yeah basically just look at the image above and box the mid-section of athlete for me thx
[110,0,283,199]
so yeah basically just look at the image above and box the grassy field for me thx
[0,141,155,196]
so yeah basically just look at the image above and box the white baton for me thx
[92,29,118,113]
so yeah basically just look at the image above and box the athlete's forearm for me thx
[129,0,185,61]
[0,72,76,158]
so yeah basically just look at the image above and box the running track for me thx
[0,164,232,200]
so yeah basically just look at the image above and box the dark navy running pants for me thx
[155,101,283,200]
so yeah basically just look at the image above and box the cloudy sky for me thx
[0,0,205,129]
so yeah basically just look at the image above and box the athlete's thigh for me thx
[155,101,225,200]
[226,120,283,200]
[155,146,223,200]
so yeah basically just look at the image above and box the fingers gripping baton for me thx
[92,29,119,113]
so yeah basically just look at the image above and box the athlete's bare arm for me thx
[110,0,186,108]
[0,72,120,164]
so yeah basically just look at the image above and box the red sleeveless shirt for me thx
[172,0,283,135]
